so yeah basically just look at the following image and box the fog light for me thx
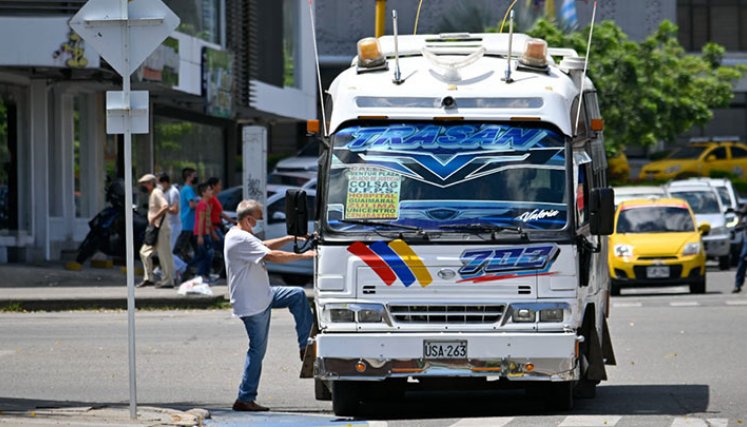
[357,308,383,323]
[539,308,564,322]
[330,309,355,323]
[354,361,367,373]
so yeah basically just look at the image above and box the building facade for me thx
[0,0,316,263]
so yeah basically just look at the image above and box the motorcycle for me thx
[76,179,148,264]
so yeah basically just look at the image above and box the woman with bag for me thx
[137,174,175,289]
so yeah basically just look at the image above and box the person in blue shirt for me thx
[174,167,199,262]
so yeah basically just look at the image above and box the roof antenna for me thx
[392,9,404,84]
[502,9,515,83]
[574,1,598,136]
[307,0,328,137]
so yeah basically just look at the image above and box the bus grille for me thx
[388,304,505,324]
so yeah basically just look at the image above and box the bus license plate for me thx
[423,341,467,359]
[647,266,669,278]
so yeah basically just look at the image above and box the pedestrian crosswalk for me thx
[612,298,747,308]
[426,416,736,427]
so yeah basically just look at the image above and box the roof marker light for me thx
[520,38,548,68]
[357,37,387,72]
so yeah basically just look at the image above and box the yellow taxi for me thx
[609,198,708,295]
[638,137,747,181]
[607,151,631,182]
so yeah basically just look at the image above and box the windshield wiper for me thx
[338,219,426,234]
[440,223,527,239]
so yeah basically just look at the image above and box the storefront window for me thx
[283,0,299,88]
[153,116,225,186]
[166,0,223,45]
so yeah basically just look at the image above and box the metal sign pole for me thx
[119,0,138,419]
[69,1,179,419]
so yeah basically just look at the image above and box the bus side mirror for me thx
[285,190,309,236]
[590,188,615,235]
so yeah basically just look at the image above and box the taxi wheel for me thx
[690,277,706,294]
[332,381,361,416]
[719,256,731,271]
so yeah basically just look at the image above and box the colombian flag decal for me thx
[347,239,433,287]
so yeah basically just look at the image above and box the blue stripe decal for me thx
[369,241,417,287]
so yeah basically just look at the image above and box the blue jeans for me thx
[735,236,747,289]
[189,235,213,277]
[237,286,313,403]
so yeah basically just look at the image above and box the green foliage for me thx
[526,19,746,151]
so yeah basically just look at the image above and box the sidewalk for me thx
[0,261,312,311]
[0,405,210,426]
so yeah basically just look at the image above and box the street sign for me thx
[106,90,149,134]
[69,0,179,77]
[69,0,179,420]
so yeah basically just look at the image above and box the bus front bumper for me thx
[314,332,579,382]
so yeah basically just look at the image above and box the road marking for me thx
[671,417,728,426]
[559,415,621,426]
[726,300,747,305]
[449,417,514,427]
[613,302,643,308]
[669,301,699,307]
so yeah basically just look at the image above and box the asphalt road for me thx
[1,268,746,426]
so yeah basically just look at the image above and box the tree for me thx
[524,19,745,151]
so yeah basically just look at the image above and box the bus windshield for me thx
[324,122,569,233]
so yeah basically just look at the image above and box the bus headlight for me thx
[323,303,386,323]
[509,303,569,323]
[539,308,565,322]
[513,308,536,322]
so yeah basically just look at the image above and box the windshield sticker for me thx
[345,168,401,219]
[516,209,560,223]
[457,244,560,283]
[338,125,561,152]
[347,239,433,287]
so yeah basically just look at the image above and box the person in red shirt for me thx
[188,183,217,281]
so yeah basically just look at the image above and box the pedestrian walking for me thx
[207,176,235,254]
[174,167,198,261]
[733,207,747,293]
[189,182,217,281]
[225,199,316,412]
[136,174,175,288]
[159,173,181,250]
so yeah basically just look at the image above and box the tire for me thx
[545,381,574,411]
[332,381,361,416]
[689,277,706,294]
[315,378,332,401]
[719,255,731,271]
[282,274,310,286]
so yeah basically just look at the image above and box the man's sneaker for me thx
[136,280,154,288]
[733,287,743,294]
[232,400,269,412]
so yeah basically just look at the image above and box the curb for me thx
[0,289,314,312]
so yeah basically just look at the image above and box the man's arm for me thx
[263,235,302,250]
[264,249,316,264]
[152,205,169,224]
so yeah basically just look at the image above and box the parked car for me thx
[609,198,707,295]
[668,178,742,263]
[217,185,316,285]
[666,182,731,270]
[264,189,316,285]
[639,137,747,181]
[607,151,631,182]
[613,185,666,207]
[273,138,321,173]
[267,171,317,189]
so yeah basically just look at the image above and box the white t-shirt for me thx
[224,227,272,317]
[163,185,181,229]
